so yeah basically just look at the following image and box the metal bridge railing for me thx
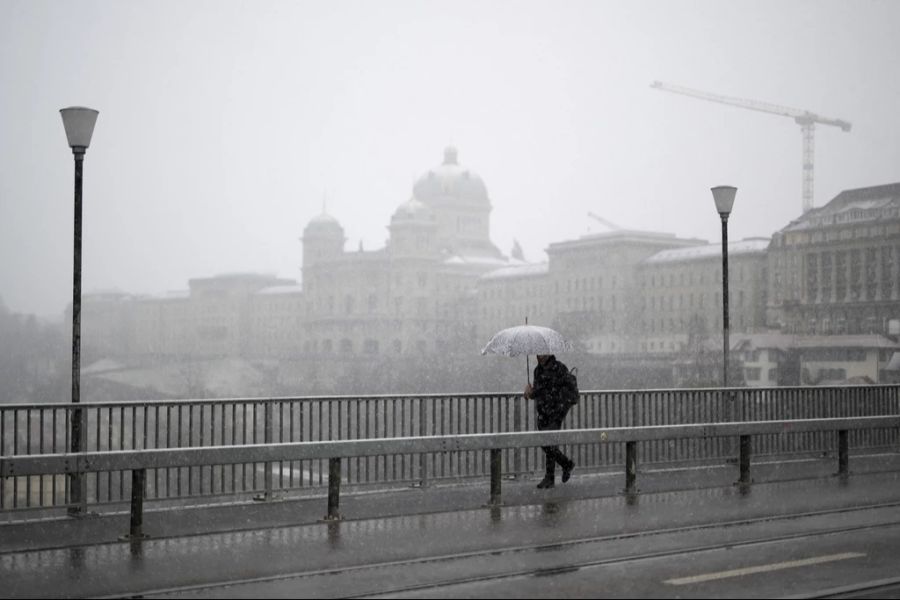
[1,385,898,513]
[3,416,898,539]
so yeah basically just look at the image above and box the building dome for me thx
[303,211,344,238]
[391,197,435,225]
[412,146,489,206]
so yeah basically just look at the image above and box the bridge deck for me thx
[2,451,900,598]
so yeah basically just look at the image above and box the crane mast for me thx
[651,81,851,214]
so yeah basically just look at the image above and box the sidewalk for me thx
[2,451,899,554]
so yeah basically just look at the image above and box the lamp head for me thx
[711,185,737,217]
[60,107,99,152]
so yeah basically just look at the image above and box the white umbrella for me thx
[481,324,573,384]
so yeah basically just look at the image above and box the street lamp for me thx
[711,185,736,388]
[60,106,99,515]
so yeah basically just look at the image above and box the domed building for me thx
[299,147,514,366]
[302,211,345,269]
[410,146,502,260]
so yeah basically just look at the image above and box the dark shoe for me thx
[562,462,574,483]
[536,477,555,489]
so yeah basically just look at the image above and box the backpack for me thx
[561,366,579,406]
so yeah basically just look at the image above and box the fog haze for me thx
[2,0,899,317]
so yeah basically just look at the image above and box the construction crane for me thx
[587,212,622,231]
[651,81,852,214]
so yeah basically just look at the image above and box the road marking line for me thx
[664,552,866,586]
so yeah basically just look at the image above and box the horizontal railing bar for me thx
[4,416,898,477]
[0,393,520,410]
[1,384,896,411]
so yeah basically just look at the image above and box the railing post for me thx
[739,434,751,486]
[838,429,849,477]
[418,401,428,488]
[724,389,737,462]
[68,406,87,516]
[625,441,637,494]
[489,448,502,506]
[255,401,274,502]
[325,457,342,520]
[265,401,273,499]
[123,468,147,540]
[513,396,522,478]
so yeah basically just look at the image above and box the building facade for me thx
[767,183,900,335]
[638,238,769,354]
[79,152,900,389]
[299,146,512,362]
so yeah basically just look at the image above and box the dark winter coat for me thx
[531,355,572,425]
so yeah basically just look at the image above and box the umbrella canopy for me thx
[481,325,573,357]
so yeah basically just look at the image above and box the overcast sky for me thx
[2,0,898,318]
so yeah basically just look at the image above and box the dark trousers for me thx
[537,408,573,478]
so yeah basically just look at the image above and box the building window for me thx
[866,247,878,300]
[821,252,832,301]
[745,367,761,381]
[363,339,379,354]
[819,368,847,381]
[850,249,862,300]
[339,339,353,354]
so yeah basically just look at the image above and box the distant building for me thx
[78,155,900,392]
[767,183,900,335]
[795,334,899,385]
[732,333,899,386]
[732,333,796,387]
[83,147,523,366]
[638,238,769,354]
[84,273,297,361]
[300,146,514,361]
[477,262,550,345]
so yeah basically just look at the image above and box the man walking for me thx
[524,354,575,489]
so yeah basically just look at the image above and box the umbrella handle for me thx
[524,316,530,386]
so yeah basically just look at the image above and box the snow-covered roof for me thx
[794,335,900,349]
[137,290,189,300]
[732,333,796,351]
[257,285,304,296]
[481,262,549,280]
[82,358,126,375]
[644,238,769,264]
[443,254,512,267]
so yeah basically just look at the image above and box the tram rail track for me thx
[94,500,900,599]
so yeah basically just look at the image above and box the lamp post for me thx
[60,106,99,515]
[711,186,737,388]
